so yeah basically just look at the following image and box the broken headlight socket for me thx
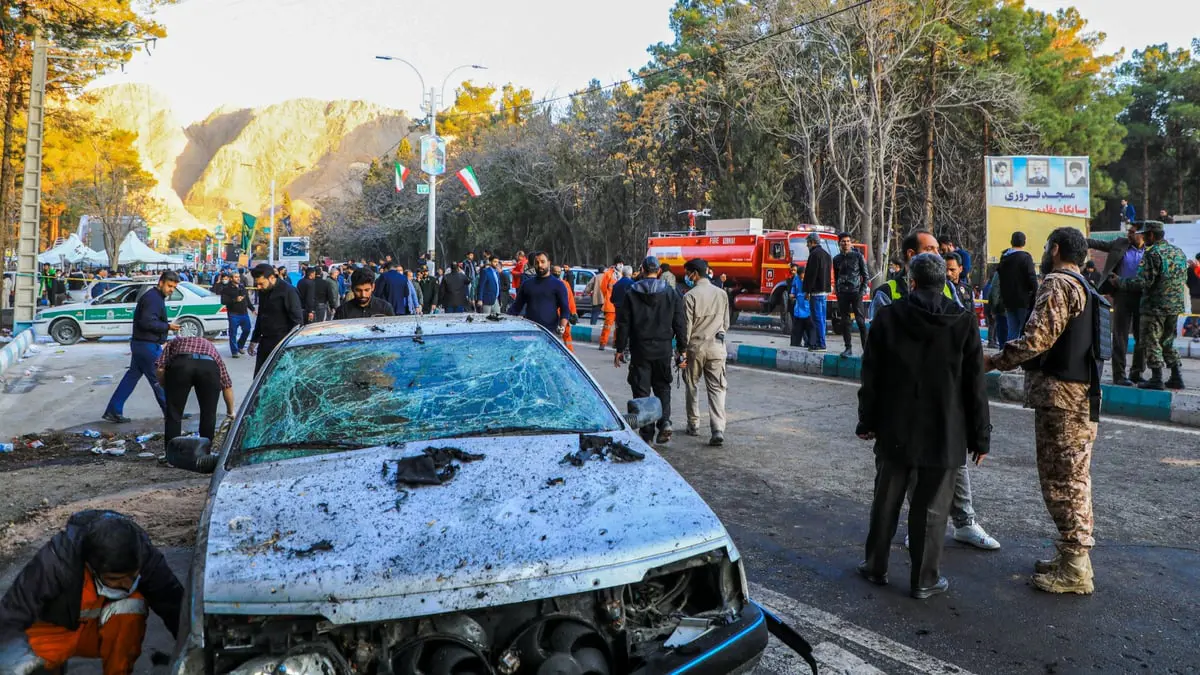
[496,648,520,675]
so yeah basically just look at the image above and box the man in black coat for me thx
[0,511,183,675]
[801,232,832,351]
[998,231,1038,338]
[615,256,688,444]
[334,268,396,319]
[440,263,471,313]
[856,253,990,599]
[1087,224,1146,385]
[248,263,303,374]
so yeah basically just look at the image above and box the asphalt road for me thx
[3,336,1199,673]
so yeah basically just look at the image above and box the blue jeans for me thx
[1005,308,1030,340]
[104,340,167,416]
[808,296,827,349]
[994,314,1009,346]
[228,313,252,354]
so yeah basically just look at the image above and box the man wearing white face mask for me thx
[0,511,183,675]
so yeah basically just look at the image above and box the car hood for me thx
[201,431,733,624]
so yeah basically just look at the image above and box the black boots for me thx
[1166,365,1185,390]
[1138,368,1165,390]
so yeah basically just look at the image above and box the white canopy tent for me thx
[38,234,107,266]
[116,231,175,265]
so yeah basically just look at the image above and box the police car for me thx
[33,281,229,345]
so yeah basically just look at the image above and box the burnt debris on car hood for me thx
[561,434,645,467]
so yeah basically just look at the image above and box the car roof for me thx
[286,314,545,347]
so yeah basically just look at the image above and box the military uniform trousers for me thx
[1034,408,1098,555]
[685,347,727,434]
[1140,313,1181,369]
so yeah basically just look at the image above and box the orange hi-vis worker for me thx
[558,272,578,352]
[0,511,183,675]
[598,261,621,349]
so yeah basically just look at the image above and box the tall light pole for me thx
[375,57,485,267]
[241,163,304,266]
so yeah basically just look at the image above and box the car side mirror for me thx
[166,437,219,474]
[625,397,662,430]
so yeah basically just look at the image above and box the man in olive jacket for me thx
[856,253,991,599]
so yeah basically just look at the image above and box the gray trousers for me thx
[908,463,976,529]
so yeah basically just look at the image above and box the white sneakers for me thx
[953,523,1002,550]
[903,523,1002,551]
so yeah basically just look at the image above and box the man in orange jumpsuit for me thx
[0,511,183,675]
[511,250,528,291]
[598,257,623,350]
[553,265,579,351]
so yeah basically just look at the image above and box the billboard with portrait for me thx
[985,156,1091,264]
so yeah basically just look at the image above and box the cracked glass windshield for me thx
[232,331,622,465]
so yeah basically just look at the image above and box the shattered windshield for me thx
[230,331,622,465]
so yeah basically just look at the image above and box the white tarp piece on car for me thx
[117,231,175,265]
[37,234,101,265]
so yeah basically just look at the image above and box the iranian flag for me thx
[457,166,482,197]
[394,162,410,192]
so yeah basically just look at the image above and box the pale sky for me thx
[90,0,1197,125]
[90,0,678,124]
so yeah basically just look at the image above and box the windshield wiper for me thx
[241,440,368,453]
[437,426,599,440]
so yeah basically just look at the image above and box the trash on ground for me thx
[137,452,156,459]
[27,440,44,449]
[79,429,102,438]
[63,375,74,383]
[0,443,14,454]
[91,439,127,457]
[561,434,645,467]
[136,432,162,443]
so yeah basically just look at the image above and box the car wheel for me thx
[178,317,203,338]
[50,319,82,346]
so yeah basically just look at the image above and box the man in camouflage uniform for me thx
[987,227,1098,594]
[1111,221,1188,390]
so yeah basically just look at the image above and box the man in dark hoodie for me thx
[615,256,688,444]
[0,511,183,675]
[857,253,990,599]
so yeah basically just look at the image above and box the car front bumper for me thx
[632,602,768,675]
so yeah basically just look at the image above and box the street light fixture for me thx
[375,57,487,268]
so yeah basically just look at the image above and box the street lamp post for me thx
[241,164,304,266]
[375,57,486,268]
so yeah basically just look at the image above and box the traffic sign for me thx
[417,183,430,195]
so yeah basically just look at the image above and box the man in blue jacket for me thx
[102,272,179,424]
[477,256,502,314]
[373,261,419,315]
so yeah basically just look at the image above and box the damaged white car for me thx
[166,316,809,675]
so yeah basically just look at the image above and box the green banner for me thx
[241,212,258,251]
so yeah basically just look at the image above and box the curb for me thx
[730,315,1200,360]
[0,328,34,377]
[570,324,1200,429]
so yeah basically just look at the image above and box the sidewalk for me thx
[722,325,1200,382]
[569,323,1200,428]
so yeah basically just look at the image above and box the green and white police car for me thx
[34,281,230,345]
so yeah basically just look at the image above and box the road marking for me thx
[727,365,1200,436]
[750,584,976,675]
[755,639,887,674]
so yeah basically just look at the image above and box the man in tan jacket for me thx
[683,259,730,446]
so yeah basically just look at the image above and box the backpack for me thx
[793,296,811,320]
[1058,270,1112,362]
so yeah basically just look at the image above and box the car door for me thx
[573,270,594,310]
[83,284,143,336]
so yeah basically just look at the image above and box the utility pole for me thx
[13,29,48,331]
[269,178,276,266]
[425,86,438,267]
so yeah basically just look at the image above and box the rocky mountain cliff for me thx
[85,84,414,232]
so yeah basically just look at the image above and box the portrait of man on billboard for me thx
[989,158,1012,187]
[1026,158,1050,186]
[1066,160,1089,187]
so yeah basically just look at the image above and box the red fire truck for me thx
[647,218,871,334]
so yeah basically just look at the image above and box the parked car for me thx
[165,315,770,675]
[32,281,228,345]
